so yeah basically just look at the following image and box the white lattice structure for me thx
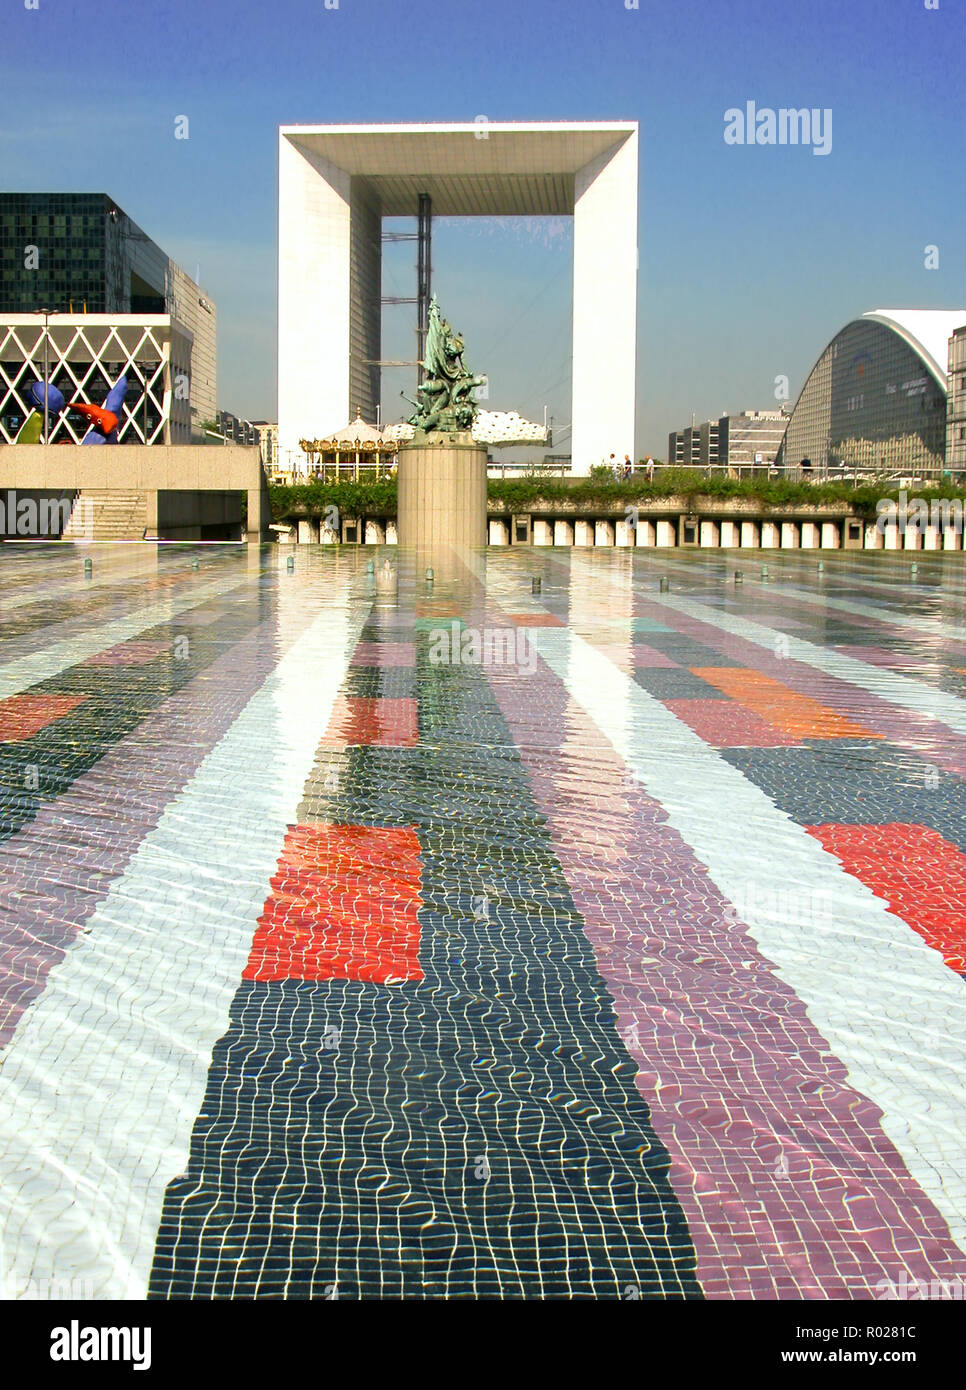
[0,315,194,445]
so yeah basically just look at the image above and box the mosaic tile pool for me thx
[2,542,966,1300]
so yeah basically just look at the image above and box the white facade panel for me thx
[572,129,638,475]
[278,137,353,466]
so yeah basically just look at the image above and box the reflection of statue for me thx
[403,296,486,435]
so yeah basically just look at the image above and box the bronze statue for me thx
[403,296,486,435]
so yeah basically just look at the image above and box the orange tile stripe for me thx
[245,823,424,984]
[690,667,882,741]
[0,693,87,743]
[506,613,565,628]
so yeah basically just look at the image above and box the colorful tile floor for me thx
[2,542,966,1299]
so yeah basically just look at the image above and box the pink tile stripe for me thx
[833,645,925,671]
[483,617,966,1300]
[663,697,800,747]
[82,641,171,668]
[632,643,677,668]
[351,641,416,668]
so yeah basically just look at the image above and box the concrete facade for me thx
[0,445,268,541]
[277,122,638,476]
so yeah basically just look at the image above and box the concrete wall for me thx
[0,444,268,541]
[349,180,381,427]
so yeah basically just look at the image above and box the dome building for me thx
[780,309,966,480]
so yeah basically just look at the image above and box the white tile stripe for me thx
[765,581,966,643]
[0,572,249,701]
[533,624,966,1253]
[0,549,198,615]
[0,591,368,1299]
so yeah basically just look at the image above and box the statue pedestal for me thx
[396,433,487,553]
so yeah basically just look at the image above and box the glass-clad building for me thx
[0,193,217,439]
[780,310,966,480]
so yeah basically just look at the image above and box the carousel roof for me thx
[326,412,385,445]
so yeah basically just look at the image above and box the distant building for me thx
[718,410,788,468]
[249,420,278,470]
[779,309,966,478]
[216,411,259,448]
[668,410,785,470]
[0,193,216,439]
[946,325,966,475]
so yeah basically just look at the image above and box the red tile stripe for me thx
[244,823,424,984]
[321,696,418,747]
[0,694,87,742]
[807,822,966,974]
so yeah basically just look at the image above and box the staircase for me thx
[62,490,148,541]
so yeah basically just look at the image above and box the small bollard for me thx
[761,565,768,580]
[659,576,669,593]
[366,559,375,575]
[817,560,824,572]
[911,561,918,577]
[734,571,743,585]
[192,558,199,571]
[425,567,434,584]
[286,555,295,573]
[531,576,542,594]
[84,557,92,579]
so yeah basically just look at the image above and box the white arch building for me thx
[277,121,639,476]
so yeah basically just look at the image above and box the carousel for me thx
[297,411,397,481]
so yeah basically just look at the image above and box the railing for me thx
[653,462,958,487]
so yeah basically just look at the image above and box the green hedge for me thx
[269,479,398,521]
[269,472,962,524]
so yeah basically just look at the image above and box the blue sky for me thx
[1,0,961,456]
